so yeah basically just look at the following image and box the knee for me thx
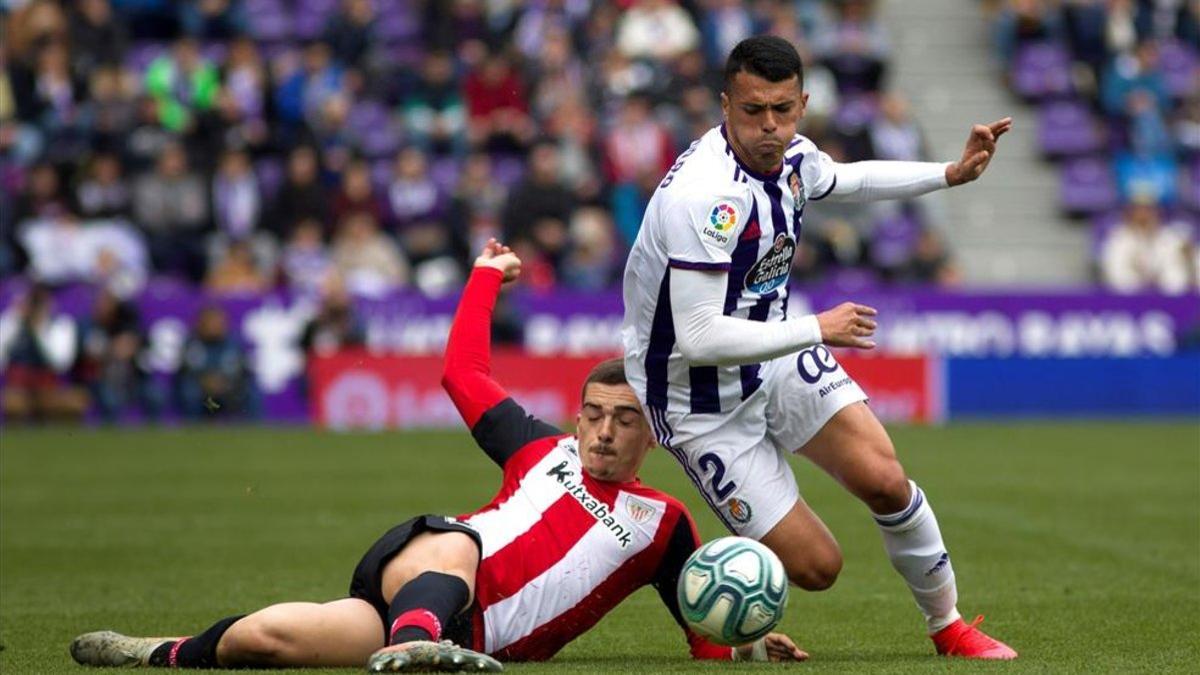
[864,468,912,516]
[777,540,844,588]
[787,550,843,592]
[381,532,479,603]
[854,446,912,515]
[217,616,290,665]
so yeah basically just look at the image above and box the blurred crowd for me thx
[3,0,1196,423]
[986,0,1200,294]
[1,0,962,307]
[0,283,262,423]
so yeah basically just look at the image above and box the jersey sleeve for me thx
[799,142,839,202]
[442,267,562,467]
[650,508,735,660]
[659,188,748,273]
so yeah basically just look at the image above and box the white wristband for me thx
[732,638,769,662]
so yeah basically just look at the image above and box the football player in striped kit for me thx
[622,36,1017,659]
[69,241,805,672]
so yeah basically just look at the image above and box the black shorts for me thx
[348,515,482,644]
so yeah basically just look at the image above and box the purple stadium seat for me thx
[1060,156,1119,214]
[201,41,228,64]
[1010,42,1073,100]
[126,42,167,73]
[1158,40,1198,100]
[244,0,285,15]
[360,127,402,159]
[377,14,419,45]
[834,95,878,130]
[491,156,526,189]
[430,157,462,194]
[379,44,426,69]
[374,0,406,13]
[347,102,402,158]
[0,161,26,196]
[1038,99,1103,157]
[1185,157,1200,213]
[825,266,881,292]
[869,213,920,270]
[293,14,325,40]
[246,10,292,41]
[261,42,298,64]
[1089,210,1122,261]
[293,0,339,39]
[348,101,390,130]
[371,159,393,192]
[254,157,285,202]
[372,0,418,41]
[301,0,340,12]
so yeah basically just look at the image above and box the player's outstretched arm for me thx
[734,633,808,662]
[820,117,1012,202]
[442,239,560,466]
[945,117,1013,186]
[670,268,877,366]
[649,512,738,660]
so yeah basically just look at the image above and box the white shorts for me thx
[648,345,867,540]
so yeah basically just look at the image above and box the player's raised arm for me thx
[442,239,561,466]
[650,509,807,662]
[818,117,1013,202]
[945,117,1013,186]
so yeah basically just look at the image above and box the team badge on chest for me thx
[624,495,657,525]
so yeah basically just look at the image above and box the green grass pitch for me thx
[2,422,1197,673]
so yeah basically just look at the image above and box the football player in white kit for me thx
[622,36,1017,660]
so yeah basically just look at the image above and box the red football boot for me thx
[931,615,1018,660]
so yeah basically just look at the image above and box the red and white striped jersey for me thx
[460,433,700,660]
[442,268,730,662]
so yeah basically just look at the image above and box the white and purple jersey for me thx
[621,124,837,415]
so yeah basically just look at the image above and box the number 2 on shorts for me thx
[698,452,736,500]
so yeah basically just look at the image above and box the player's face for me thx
[721,71,807,174]
[576,383,656,483]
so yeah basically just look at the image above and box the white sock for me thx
[875,480,961,634]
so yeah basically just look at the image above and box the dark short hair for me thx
[581,357,629,402]
[723,35,804,92]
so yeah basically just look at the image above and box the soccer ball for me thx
[676,536,788,646]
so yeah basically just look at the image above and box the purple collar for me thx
[720,123,784,182]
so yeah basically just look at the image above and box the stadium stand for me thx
[1,0,1196,425]
[986,0,1198,286]
[2,0,971,298]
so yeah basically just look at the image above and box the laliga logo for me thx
[709,203,737,231]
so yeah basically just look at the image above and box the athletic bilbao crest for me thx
[625,495,656,525]
[744,233,795,295]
